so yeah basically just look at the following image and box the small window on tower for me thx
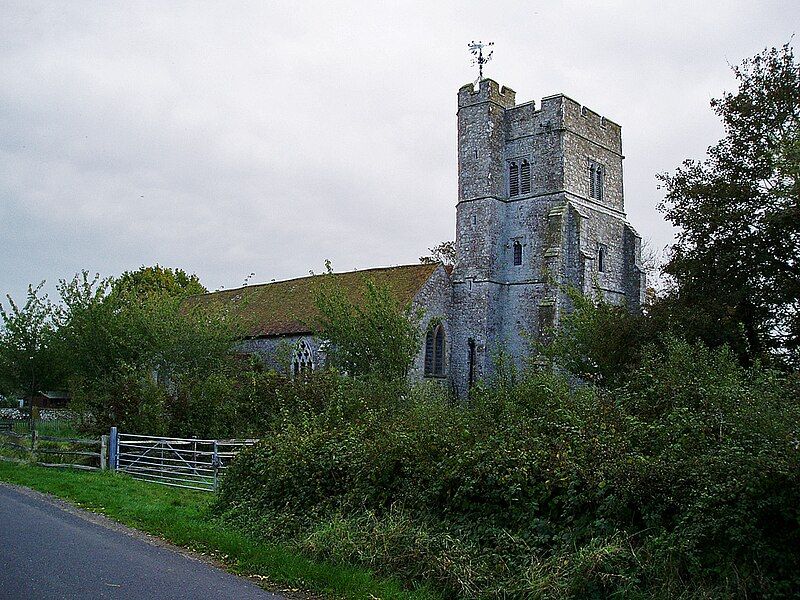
[598,244,607,273]
[513,240,523,266]
[509,162,520,197]
[520,159,531,194]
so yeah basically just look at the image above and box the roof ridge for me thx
[194,262,440,299]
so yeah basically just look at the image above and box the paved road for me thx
[0,483,283,599]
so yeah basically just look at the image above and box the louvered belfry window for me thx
[589,160,604,201]
[520,159,531,194]
[595,165,604,201]
[509,162,520,197]
[424,323,446,377]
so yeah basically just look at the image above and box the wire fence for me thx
[116,432,257,492]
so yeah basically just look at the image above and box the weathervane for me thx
[468,40,494,81]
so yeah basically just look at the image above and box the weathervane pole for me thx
[468,40,494,81]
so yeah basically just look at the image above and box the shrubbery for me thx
[217,340,800,598]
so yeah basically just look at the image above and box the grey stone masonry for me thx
[450,79,645,397]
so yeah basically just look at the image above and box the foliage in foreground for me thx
[217,340,800,599]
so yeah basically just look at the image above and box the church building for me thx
[195,78,645,395]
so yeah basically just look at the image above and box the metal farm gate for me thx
[114,431,256,492]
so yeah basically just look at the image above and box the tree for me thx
[657,43,800,367]
[540,287,649,385]
[419,241,456,267]
[0,283,60,398]
[110,265,206,300]
[54,268,239,433]
[313,267,421,382]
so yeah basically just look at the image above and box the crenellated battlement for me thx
[458,79,516,109]
[557,95,622,142]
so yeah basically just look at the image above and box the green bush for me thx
[217,341,800,598]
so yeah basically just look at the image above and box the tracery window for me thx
[424,323,446,377]
[291,340,314,377]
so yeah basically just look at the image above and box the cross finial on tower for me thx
[468,40,494,82]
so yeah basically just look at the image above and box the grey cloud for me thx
[1,0,797,302]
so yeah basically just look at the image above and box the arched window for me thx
[424,323,446,377]
[291,340,314,377]
[520,159,531,194]
[513,240,523,266]
[598,244,607,273]
[509,162,520,197]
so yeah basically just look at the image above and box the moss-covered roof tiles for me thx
[187,263,441,338]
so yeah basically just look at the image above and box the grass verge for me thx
[0,461,440,600]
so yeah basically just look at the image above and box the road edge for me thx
[0,480,322,600]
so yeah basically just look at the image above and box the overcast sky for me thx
[1,1,797,303]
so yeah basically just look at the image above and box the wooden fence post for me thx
[29,427,36,462]
[29,412,36,462]
[100,435,108,471]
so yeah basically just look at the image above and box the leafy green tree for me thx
[540,287,648,385]
[313,268,421,382]
[658,43,800,367]
[54,268,239,433]
[110,264,206,300]
[0,283,60,398]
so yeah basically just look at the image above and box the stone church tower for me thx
[194,77,646,396]
[449,79,645,395]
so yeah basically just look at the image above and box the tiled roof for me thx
[186,263,442,338]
